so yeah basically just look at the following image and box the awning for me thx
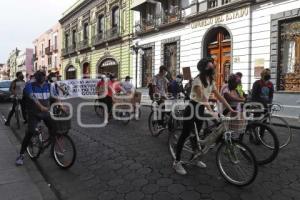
[131,0,156,11]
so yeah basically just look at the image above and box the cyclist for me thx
[221,74,245,115]
[235,72,246,98]
[15,71,55,166]
[5,71,27,126]
[170,74,184,99]
[173,58,235,175]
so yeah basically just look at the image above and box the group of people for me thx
[146,59,274,175]
[96,73,135,118]
[5,70,63,166]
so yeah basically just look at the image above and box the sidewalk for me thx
[0,118,58,200]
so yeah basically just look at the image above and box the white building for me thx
[132,0,300,118]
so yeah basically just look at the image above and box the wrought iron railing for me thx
[106,27,120,40]
[45,47,52,55]
[77,39,90,51]
[92,33,105,46]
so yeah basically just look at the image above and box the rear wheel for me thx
[241,122,279,165]
[148,111,162,137]
[52,134,76,169]
[216,141,258,186]
[26,134,42,160]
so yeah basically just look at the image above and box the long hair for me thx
[196,58,214,88]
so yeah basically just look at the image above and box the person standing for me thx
[15,71,54,165]
[170,74,184,99]
[5,72,27,126]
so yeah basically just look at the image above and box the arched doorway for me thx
[82,62,91,79]
[65,65,77,80]
[97,58,119,79]
[204,27,231,90]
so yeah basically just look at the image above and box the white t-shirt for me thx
[121,81,133,93]
[153,75,169,97]
[190,76,216,104]
[15,80,26,99]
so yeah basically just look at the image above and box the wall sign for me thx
[191,7,249,29]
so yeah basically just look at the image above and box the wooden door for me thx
[207,30,231,91]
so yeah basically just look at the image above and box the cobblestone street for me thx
[1,98,300,200]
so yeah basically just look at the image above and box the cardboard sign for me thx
[182,67,192,80]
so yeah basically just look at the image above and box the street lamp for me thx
[131,42,144,88]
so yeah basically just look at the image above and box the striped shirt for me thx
[24,82,52,114]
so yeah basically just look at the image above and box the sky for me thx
[0,0,78,63]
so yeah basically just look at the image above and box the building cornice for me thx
[59,0,95,24]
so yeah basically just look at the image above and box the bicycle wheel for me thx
[148,111,162,137]
[26,134,42,160]
[241,122,279,165]
[266,116,292,149]
[52,134,76,169]
[168,129,195,163]
[216,141,258,186]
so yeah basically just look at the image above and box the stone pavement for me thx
[1,99,300,200]
[0,116,58,200]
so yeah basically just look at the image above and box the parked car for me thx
[0,80,12,102]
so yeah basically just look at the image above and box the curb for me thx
[0,113,61,200]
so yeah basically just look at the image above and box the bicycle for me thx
[202,112,279,165]
[148,97,186,137]
[169,114,258,186]
[26,110,76,169]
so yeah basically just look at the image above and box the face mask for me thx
[264,75,271,81]
[51,77,57,82]
[205,68,215,76]
[36,75,45,84]
[176,78,182,83]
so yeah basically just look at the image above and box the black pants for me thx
[176,101,205,161]
[20,113,53,154]
[7,98,27,123]
[98,96,113,114]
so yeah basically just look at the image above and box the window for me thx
[72,30,76,46]
[112,7,119,28]
[54,56,57,68]
[42,44,44,55]
[83,23,89,40]
[98,15,104,33]
[54,36,57,50]
[279,19,300,91]
[164,42,178,79]
[48,39,51,48]
[65,34,69,48]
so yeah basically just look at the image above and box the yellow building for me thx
[59,0,133,80]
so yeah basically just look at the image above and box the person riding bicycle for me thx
[170,74,184,99]
[15,70,56,166]
[221,74,245,115]
[173,58,236,175]
[5,71,27,126]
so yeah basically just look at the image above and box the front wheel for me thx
[148,111,162,137]
[26,134,42,160]
[216,141,258,187]
[52,134,76,169]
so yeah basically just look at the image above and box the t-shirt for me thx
[153,75,169,97]
[190,76,216,104]
[108,81,121,97]
[15,80,26,99]
[24,81,52,114]
[121,81,133,93]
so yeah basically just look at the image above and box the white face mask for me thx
[51,77,57,82]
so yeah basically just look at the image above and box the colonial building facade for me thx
[59,0,133,80]
[132,0,300,117]
[33,23,62,74]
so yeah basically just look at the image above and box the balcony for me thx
[52,45,58,52]
[77,39,90,51]
[160,6,182,25]
[92,33,105,46]
[106,27,121,41]
[33,54,38,61]
[45,46,52,55]
[62,45,77,57]
[135,19,156,35]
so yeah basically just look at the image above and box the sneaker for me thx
[4,121,10,126]
[15,154,24,166]
[173,161,187,175]
[192,160,207,168]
